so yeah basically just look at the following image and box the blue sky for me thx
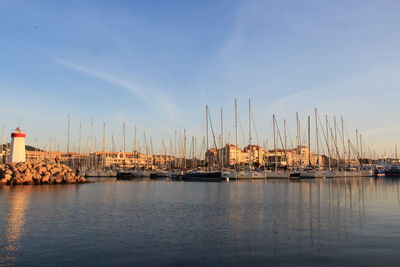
[1,0,400,156]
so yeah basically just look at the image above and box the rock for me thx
[52,171,61,177]
[65,173,74,181]
[16,178,25,185]
[17,163,28,172]
[14,173,22,180]
[42,175,50,183]
[23,173,33,183]
[39,167,46,175]
[50,168,61,176]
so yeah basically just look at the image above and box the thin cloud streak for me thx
[56,59,146,97]
[56,59,180,122]
[0,107,59,123]
[270,90,312,112]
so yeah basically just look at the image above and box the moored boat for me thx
[300,166,334,179]
[150,170,170,179]
[183,171,221,182]
[227,171,262,179]
[85,170,99,177]
[384,165,400,177]
[116,171,135,179]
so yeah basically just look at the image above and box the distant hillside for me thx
[26,145,43,151]
[1,144,43,152]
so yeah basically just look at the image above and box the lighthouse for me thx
[9,127,26,163]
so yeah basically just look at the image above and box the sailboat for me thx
[300,110,334,179]
[227,99,265,180]
[266,115,298,179]
[184,105,222,181]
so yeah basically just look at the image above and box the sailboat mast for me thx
[78,119,82,154]
[123,122,126,158]
[348,138,351,168]
[183,129,187,169]
[248,99,252,171]
[205,105,209,170]
[284,119,288,169]
[102,122,106,152]
[273,114,277,172]
[334,116,338,167]
[174,129,177,168]
[220,107,224,169]
[315,108,319,168]
[0,126,3,154]
[90,118,94,153]
[134,125,137,153]
[111,135,115,153]
[284,119,287,151]
[235,99,238,166]
[194,136,197,168]
[150,136,154,169]
[360,134,363,168]
[67,113,71,153]
[356,129,359,156]
[341,116,346,169]
[308,115,311,165]
[296,112,300,168]
[326,115,331,170]
[144,130,148,169]
[191,136,195,167]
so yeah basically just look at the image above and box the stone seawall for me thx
[0,161,87,185]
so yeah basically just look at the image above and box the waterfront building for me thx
[207,144,331,169]
[24,150,178,170]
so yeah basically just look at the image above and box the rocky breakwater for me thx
[0,161,87,185]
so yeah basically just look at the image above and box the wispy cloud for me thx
[270,90,312,112]
[56,59,180,122]
[0,106,59,123]
[56,59,146,97]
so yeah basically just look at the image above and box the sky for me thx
[1,0,400,157]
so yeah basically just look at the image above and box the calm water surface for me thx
[1,177,400,266]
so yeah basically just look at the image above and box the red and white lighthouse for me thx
[9,127,26,163]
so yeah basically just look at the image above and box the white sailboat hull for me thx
[141,171,151,177]
[300,170,334,178]
[131,171,142,177]
[266,172,289,179]
[334,171,361,177]
[360,170,373,177]
[85,171,99,177]
[227,171,265,179]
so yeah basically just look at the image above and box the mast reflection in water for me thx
[0,178,399,266]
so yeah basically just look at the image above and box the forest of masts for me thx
[1,99,397,169]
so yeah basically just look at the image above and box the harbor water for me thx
[1,177,400,266]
